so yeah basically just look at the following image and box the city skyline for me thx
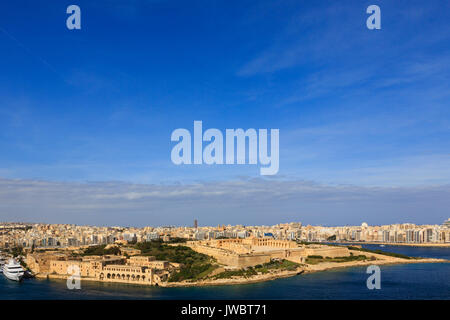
[1,218,449,230]
[1,0,449,226]
[2,219,449,248]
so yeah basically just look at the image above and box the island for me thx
[16,237,447,287]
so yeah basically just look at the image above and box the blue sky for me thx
[0,0,449,226]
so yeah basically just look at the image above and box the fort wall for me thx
[187,239,349,267]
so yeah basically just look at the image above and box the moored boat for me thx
[3,258,25,281]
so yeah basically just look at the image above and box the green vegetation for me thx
[135,240,210,264]
[306,254,368,265]
[255,259,300,273]
[169,263,216,282]
[211,268,257,279]
[327,235,337,241]
[134,240,215,282]
[4,249,31,272]
[8,246,24,257]
[212,259,300,280]
[170,259,301,282]
[165,237,187,244]
[296,241,323,245]
[81,245,121,256]
[347,246,414,260]
[18,258,30,271]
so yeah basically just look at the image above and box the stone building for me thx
[49,255,126,278]
[98,264,168,285]
[186,238,350,268]
[44,254,171,286]
[128,256,170,270]
[26,251,71,274]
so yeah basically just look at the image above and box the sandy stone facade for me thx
[128,256,170,270]
[27,252,173,286]
[26,251,71,274]
[48,255,126,278]
[303,245,350,258]
[98,264,168,285]
[186,238,350,268]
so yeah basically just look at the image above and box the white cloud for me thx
[0,177,448,226]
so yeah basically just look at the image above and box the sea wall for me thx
[304,246,350,258]
[187,244,271,267]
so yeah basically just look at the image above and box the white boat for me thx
[3,258,24,281]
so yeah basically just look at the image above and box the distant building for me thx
[146,232,159,241]
[123,233,137,243]
[194,231,205,240]
[237,231,248,238]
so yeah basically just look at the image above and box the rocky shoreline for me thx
[161,251,448,287]
[33,250,449,288]
[161,269,303,287]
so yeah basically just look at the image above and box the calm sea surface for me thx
[1,245,449,299]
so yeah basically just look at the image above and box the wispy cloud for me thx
[0,177,448,226]
[237,0,450,111]
[237,2,362,76]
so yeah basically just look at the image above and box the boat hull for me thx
[3,271,24,281]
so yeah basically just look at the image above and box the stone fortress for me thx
[26,251,177,286]
[23,238,350,286]
[185,237,350,268]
